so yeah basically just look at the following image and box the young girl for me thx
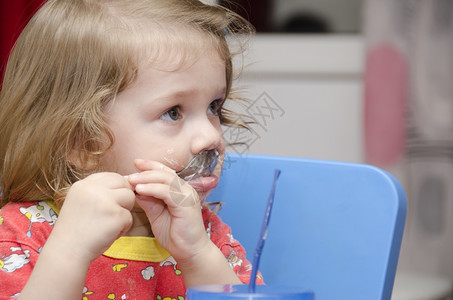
[0,0,261,299]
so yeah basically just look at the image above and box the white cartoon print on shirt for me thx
[226,249,243,269]
[0,246,31,273]
[206,222,212,238]
[19,201,57,237]
[141,266,155,280]
[160,256,181,275]
[226,233,238,244]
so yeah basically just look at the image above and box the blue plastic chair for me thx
[208,153,407,300]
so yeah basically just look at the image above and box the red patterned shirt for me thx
[0,200,262,299]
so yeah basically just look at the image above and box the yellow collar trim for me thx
[44,200,170,262]
[45,200,60,214]
[103,236,170,262]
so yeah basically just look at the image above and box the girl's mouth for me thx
[188,175,220,193]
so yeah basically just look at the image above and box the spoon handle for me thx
[249,169,282,293]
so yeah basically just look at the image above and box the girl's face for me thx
[102,50,226,197]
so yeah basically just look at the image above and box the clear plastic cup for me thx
[186,284,314,300]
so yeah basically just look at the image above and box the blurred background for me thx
[1,0,452,299]
[217,1,453,299]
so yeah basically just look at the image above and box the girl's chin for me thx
[197,191,211,205]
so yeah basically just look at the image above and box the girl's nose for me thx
[190,117,223,154]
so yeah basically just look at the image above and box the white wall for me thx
[226,34,365,163]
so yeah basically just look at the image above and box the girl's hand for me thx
[128,159,210,262]
[49,172,136,264]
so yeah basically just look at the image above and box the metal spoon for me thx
[176,149,219,181]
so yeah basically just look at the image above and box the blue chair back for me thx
[208,153,407,300]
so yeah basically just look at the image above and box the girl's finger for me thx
[135,179,199,208]
[135,195,166,223]
[114,188,137,211]
[134,159,176,173]
[127,170,173,186]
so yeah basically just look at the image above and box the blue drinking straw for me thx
[249,169,282,293]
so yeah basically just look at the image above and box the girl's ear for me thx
[68,148,99,171]
[68,129,112,171]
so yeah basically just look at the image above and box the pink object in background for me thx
[364,43,408,167]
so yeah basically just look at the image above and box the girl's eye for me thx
[208,99,223,116]
[160,106,181,121]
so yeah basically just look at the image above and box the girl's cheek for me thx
[162,148,185,171]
